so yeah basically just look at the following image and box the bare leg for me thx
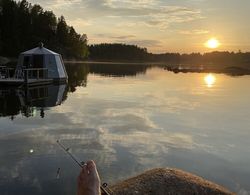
[77,160,101,195]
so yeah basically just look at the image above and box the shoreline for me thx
[64,60,167,65]
[64,60,250,76]
[2,57,250,76]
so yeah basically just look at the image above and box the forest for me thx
[0,0,88,59]
[88,43,148,61]
[89,43,250,66]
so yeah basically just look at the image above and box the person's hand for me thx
[77,160,101,195]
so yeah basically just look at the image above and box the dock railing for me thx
[24,68,49,82]
[0,66,13,79]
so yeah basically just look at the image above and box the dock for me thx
[0,78,53,86]
[0,68,53,86]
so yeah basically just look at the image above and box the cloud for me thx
[95,33,136,39]
[141,8,203,29]
[29,0,203,30]
[86,1,203,30]
[111,35,136,39]
[67,18,93,30]
[29,0,82,9]
[105,0,156,8]
[179,29,209,35]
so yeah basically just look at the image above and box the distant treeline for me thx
[88,44,148,61]
[89,43,250,66]
[0,0,88,59]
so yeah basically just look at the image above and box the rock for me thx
[110,168,234,195]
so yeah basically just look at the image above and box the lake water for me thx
[0,63,250,195]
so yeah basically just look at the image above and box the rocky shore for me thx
[110,168,234,195]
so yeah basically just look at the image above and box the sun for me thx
[205,38,220,49]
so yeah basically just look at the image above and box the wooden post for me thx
[24,69,28,84]
[37,69,39,80]
[7,69,9,79]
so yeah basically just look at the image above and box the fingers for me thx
[79,160,99,179]
[78,163,88,182]
[86,160,101,183]
[87,160,98,175]
[77,160,101,195]
[86,160,96,170]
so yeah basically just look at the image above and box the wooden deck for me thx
[0,78,53,86]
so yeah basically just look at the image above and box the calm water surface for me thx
[0,63,250,195]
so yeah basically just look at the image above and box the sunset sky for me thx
[27,0,250,53]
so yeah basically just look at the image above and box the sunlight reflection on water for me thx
[204,73,216,87]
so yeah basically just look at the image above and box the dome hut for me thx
[16,43,68,82]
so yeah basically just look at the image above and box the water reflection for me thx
[0,63,151,118]
[0,63,247,119]
[0,63,250,195]
[66,64,89,92]
[0,84,67,118]
[204,73,216,87]
[88,63,149,77]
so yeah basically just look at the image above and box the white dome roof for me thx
[21,47,59,55]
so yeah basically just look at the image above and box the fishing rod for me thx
[56,140,112,195]
[57,140,83,167]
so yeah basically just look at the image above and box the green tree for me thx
[0,0,88,59]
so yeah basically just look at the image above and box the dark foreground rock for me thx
[110,168,234,195]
